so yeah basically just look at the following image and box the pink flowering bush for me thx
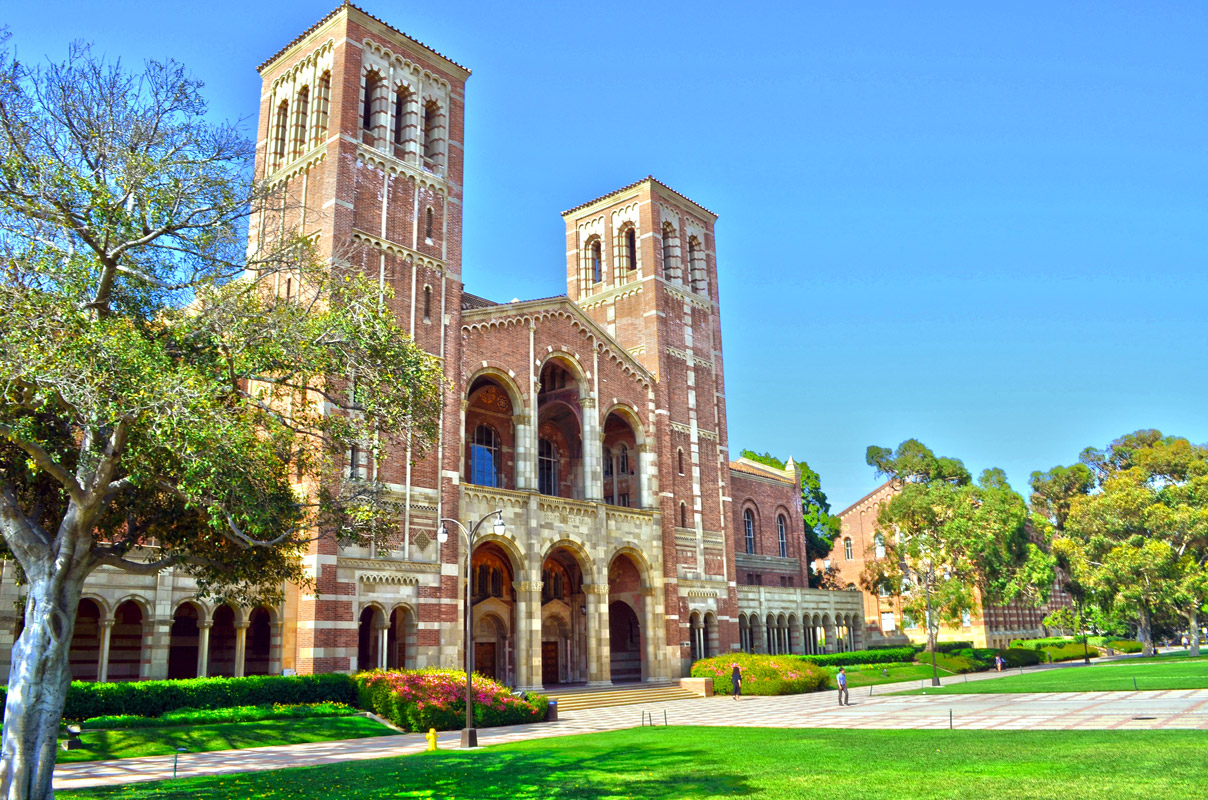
[690,653,828,696]
[353,669,549,732]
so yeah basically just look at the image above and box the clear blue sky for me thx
[8,1,1205,511]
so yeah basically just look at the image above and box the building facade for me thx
[829,482,1070,649]
[0,3,862,687]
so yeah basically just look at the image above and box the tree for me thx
[0,41,441,800]
[1030,463,1096,663]
[1060,431,1208,657]
[860,440,1046,686]
[739,449,840,587]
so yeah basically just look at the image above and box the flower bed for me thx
[353,669,548,732]
[690,653,829,695]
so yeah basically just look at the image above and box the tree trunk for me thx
[0,566,87,800]
[925,587,939,687]
[1137,604,1154,657]
[1188,607,1200,658]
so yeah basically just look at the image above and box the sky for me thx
[6,1,1205,511]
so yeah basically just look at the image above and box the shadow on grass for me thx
[60,732,754,800]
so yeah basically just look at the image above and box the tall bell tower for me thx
[562,178,736,669]
[250,3,471,674]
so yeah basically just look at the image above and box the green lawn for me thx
[59,726,1208,799]
[58,716,395,763]
[836,662,953,688]
[894,653,1208,695]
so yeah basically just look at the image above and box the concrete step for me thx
[546,683,699,712]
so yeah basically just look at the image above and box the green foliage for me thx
[799,647,918,667]
[352,669,547,733]
[930,653,978,673]
[1040,643,1101,662]
[932,641,974,654]
[690,653,830,695]
[51,674,357,722]
[999,648,1042,668]
[77,702,356,730]
[1103,639,1143,653]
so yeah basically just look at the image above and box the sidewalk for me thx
[53,660,1208,792]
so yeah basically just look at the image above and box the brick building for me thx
[0,3,862,687]
[829,482,1070,649]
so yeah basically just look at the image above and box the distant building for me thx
[825,481,1072,649]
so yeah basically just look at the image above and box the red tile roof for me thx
[729,459,794,484]
[561,176,717,218]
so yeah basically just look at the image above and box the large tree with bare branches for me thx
[0,38,441,800]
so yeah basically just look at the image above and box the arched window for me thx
[362,71,383,139]
[591,239,602,283]
[625,227,637,271]
[688,236,707,294]
[422,100,441,164]
[312,72,331,148]
[470,424,499,488]
[744,510,755,554]
[777,515,787,558]
[423,285,432,323]
[618,445,629,475]
[272,100,289,170]
[538,438,558,496]
[292,86,309,158]
[393,87,412,150]
[874,534,885,559]
[679,502,688,528]
[425,207,434,240]
[661,221,678,281]
[603,446,613,477]
[844,537,853,560]
[677,448,684,475]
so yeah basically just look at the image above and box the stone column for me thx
[234,622,249,678]
[513,579,543,690]
[197,620,213,678]
[580,397,601,501]
[146,617,171,680]
[584,584,611,685]
[642,587,660,681]
[376,621,390,670]
[270,621,284,675]
[513,413,534,491]
[825,618,837,654]
[97,620,114,683]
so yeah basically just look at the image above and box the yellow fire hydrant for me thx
[426,728,438,752]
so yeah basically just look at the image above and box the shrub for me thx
[1010,636,1074,650]
[1106,640,1143,654]
[929,653,978,674]
[933,641,974,654]
[690,653,829,695]
[799,647,918,668]
[1041,643,1100,662]
[79,701,357,730]
[59,673,357,721]
[999,648,1042,668]
[352,669,547,732]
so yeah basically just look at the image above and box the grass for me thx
[57,716,395,763]
[58,726,1208,799]
[834,662,953,687]
[893,653,1208,695]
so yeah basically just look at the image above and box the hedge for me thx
[691,653,829,695]
[798,647,918,668]
[52,673,357,721]
[79,701,356,730]
[353,669,547,732]
[1041,643,1101,662]
[1000,648,1042,668]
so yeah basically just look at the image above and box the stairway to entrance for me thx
[544,682,699,712]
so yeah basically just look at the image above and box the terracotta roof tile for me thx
[561,176,716,218]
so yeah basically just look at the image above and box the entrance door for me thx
[541,641,559,685]
[474,642,497,681]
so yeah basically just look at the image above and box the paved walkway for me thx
[53,661,1208,792]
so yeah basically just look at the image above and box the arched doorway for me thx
[704,612,719,658]
[689,611,704,662]
[386,606,415,670]
[540,546,588,685]
[208,605,238,677]
[608,552,645,683]
[471,541,516,685]
[245,607,273,676]
[537,358,584,499]
[108,600,144,681]
[357,605,384,671]
[68,599,103,682]
[167,602,201,680]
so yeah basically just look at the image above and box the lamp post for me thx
[437,509,505,749]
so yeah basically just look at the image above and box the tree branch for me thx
[0,422,85,504]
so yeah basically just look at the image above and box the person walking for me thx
[837,667,849,706]
[995,654,1003,672]
[731,664,742,701]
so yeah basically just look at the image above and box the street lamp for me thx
[437,509,505,749]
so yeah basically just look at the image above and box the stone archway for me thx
[245,607,273,676]
[540,545,588,685]
[108,600,145,681]
[607,552,646,683]
[68,599,103,682]
[167,602,202,680]
[208,605,238,677]
[471,541,517,685]
[357,605,385,671]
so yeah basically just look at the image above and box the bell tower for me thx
[562,178,735,669]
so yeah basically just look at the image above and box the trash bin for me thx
[546,700,558,722]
